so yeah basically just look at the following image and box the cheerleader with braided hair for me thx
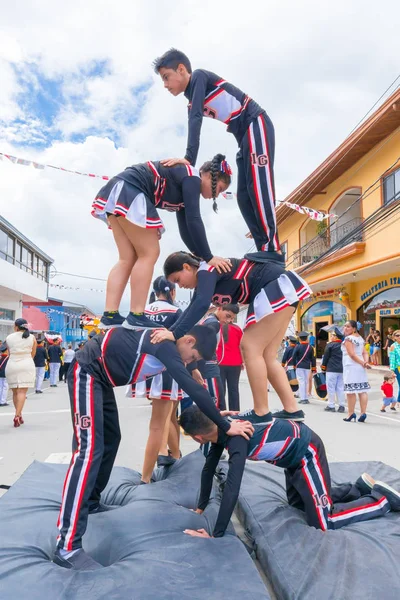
[92,154,233,331]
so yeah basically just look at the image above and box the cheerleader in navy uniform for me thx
[132,276,184,479]
[154,48,280,254]
[151,251,313,424]
[92,155,232,330]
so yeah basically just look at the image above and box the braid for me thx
[211,156,219,213]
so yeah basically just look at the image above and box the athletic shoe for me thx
[53,548,103,570]
[88,502,118,514]
[0,402,9,406]
[390,407,397,411]
[229,409,272,424]
[381,409,386,413]
[324,406,336,412]
[157,454,177,467]
[122,313,157,330]
[35,390,43,394]
[355,472,375,495]
[271,409,305,422]
[99,311,125,329]
[373,481,400,511]
[337,406,345,413]
[299,399,310,404]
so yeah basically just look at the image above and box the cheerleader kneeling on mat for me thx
[151,251,313,424]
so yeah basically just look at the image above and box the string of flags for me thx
[221,192,336,221]
[1,150,336,221]
[0,152,110,181]
[49,283,191,306]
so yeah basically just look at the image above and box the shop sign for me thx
[379,308,400,316]
[361,279,400,302]
[301,287,346,306]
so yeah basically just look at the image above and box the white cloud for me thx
[0,0,399,313]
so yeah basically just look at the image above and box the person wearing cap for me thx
[291,332,316,404]
[34,338,49,393]
[321,328,345,413]
[281,336,298,368]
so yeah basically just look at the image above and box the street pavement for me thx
[0,367,399,496]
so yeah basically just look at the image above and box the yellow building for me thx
[278,88,400,363]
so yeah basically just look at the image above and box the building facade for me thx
[277,88,400,363]
[22,299,97,348]
[0,216,53,340]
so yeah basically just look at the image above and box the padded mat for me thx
[233,460,400,600]
[0,451,269,600]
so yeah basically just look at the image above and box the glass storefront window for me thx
[301,301,348,332]
[0,307,15,321]
[357,287,400,338]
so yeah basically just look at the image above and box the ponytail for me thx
[151,275,177,305]
[222,323,229,343]
[200,153,232,214]
[15,318,30,339]
[164,251,201,279]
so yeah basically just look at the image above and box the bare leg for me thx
[13,388,28,417]
[117,218,160,313]
[105,216,137,311]
[262,309,299,413]
[159,402,174,456]
[346,393,357,416]
[167,406,180,459]
[359,392,368,413]
[141,399,173,483]
[240,307,296,415]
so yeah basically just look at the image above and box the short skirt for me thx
[245,271,312,328]
[129,371,182,402]
[92,177,165,233]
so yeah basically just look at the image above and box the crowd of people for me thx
[3,47,400,572]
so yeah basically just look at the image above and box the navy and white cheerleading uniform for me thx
[184,68,278,252]
[169,257,312,338]
[57,329,230,552]
[92,161,214,262]
[133,300,183,402]
[199,420,391,537]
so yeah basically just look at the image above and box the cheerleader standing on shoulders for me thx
[151,251,313,424]
[92,154,232,330]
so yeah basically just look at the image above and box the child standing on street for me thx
[380,373,397,412]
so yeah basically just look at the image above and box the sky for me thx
[0,0,399,314]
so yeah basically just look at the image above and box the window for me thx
[7,236,14,263]
[383,167,400,205]
[0,230,7,259]
[21,246,29,272]
[0,307,15,321]
[15,241,22,265]
[281,241,288,261]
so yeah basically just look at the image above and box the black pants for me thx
[62,362,73,381]
[57,362,121,551]
[285,432,390,530]
[236,113,279,252]
[219,365,241,411]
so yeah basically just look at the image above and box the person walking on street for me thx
[34,338,48,394]
[48,339,63,387]
[291,332,316,405]
[62,345,75,382]
[321,327,345,413]
[0,343,9,406]
[5,318,36,427]
[342,320,371,423]
[389,330,400,407]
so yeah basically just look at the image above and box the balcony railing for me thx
[293,217,363,268]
